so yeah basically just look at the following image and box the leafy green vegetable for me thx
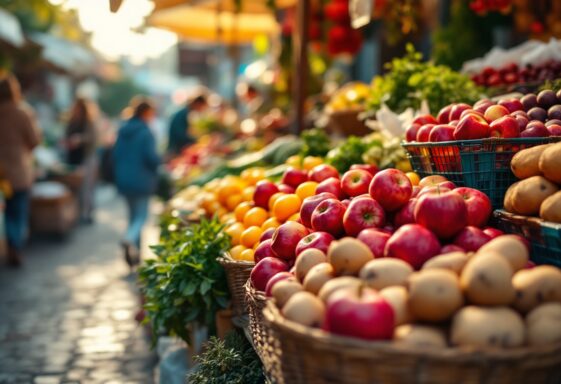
[187,332,265,384]
[299,128,332,158]
[367,44,481,115]
[326,136,381,173]
[138,217,231,343]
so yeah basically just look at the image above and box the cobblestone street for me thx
[0,188,158,384]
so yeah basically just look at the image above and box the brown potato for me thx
[359,258,413,290]
[295,248,327,282]
[451,306,525,348]
[318,276,362,302]
[422,252,469,275]
[272,278,304,309]
[526,303,561,346]
[540,191,561,223]
[379,286,413,326]
[460,252,515,306]
[394,325,447,348]
[282,291,325,327]
[477,235,529,272]
[327,237,373,276]
[512,266,561,313]
[510,176,558,216]
[503,181,520,213]
[511,144,551,179]
[303,263,335,295]
[539,142,561,184]
[408,269,464,322]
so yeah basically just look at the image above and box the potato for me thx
[540,191,561,223]
[526,303,561,346]
[503,181,520,213]
[272,278,304,308]
[510,176,558,216]
[295,248,327,282]
[477,235,529,271]
[461,252,515,306]
[451,306,525,348]
[359,258,413,290]
[318,276,362,302]
[282,291,325,327]
[408,269,464,322]
[512,266,561,313]
[379,286,413,326]
[327,237,373,276]
[511,144,551,179]
[422,252,469,275]
[394,325,447,348]
[303,262,335,294]
[539,142,561,184]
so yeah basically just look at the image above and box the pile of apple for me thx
[470,62,561,88]
[404,89,561,142]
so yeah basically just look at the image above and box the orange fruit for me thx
[225,222,245,246]
[229,245,247,260]
[205,201,222,215]
[286,155,302,169]
[303,156,323,171]
[235,201,254,222]
[262,217,281,230]
[242,186,256,202]
[225,194,243,211]
[221,213,236,225]
[268,192,285,211]
[240,226,263,248]
[296,181,318,201]
[287,212,300,222]
[239,248,255,262]
[406,172,420,186]
[243,207,268,227]
[273,194,302,222]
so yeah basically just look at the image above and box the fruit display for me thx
[470,61,561,88]
[404,89,561,142]
[325,82,370,112]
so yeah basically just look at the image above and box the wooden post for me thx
[292,0,310,135]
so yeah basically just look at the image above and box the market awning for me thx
[0,8,25,47]
[30,33,97,76]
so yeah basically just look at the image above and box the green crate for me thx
[402,137,560,209]
[493,210,561,267]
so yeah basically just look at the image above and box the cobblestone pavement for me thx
[0,188,158,384]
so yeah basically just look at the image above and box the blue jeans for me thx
[124,195,150,248]
[5,191,30,250]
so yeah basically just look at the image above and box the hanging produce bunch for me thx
[325,0,363,56]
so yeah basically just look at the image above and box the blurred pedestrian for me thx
[167,92,208,156]
[113,97,160,268]
[64,98,98,224]
[0,73,41,266]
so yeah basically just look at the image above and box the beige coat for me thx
[0,101,41,190]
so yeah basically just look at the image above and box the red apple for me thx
[384,224,441,269]
[343,197,386,236]
[473,99,495,114]
[350,164,379,176]
[512,114,529,132]
[369,169,412,212]
[419,175,448,187]
[453,226,491,252]
[454,114,490,140]
[438,181,456,190]
[278,183,295,194]
[341,169,373,197]
[484,104,510,122]
[440,244,465,254]
[250,257,289,291]
[357,228,391,258]
[454,187,492,228]
[437,104,454,124]
[254,239,276,263]
[498,98,524,113]
[260,227,277,242]
[271,221,310,261]
[325,286,394,340]
[415,189,468,239]
[411,185,421,198]
[429,124,455,142]
[547,124,561,136]
[520,120,550,137]
[416,124,435,142]
[482,227,504,239]
[449,103,472,121]
[341,199,351,208]
[282,167,309,188]
[300,192,337,228]
[393,198,417,228]
[417,185,452,198]
[525,260,536,269]
[309,164,340,182]
[412,114,438,126]
[295,231,334,255]
[316,177,346,200]
[405,123,421,142]
[264,271,293,297]
[489,116,520,138]
[460,109,485,120]
[253,180,279,209]
[311,198,346,237]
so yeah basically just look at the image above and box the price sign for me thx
[350,0,372,29]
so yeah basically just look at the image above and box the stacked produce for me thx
[470,61,561,88]
[404,89,561,143]
[505,141,561,223]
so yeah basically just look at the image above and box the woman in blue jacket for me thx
[113,97,160,268]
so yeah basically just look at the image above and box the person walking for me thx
[0,73,41,266]
[113,97,160,268]
[64,98,98,224]
[167,92,208,156]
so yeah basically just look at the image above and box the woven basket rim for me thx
[263,301,561,362]
[326,107,365,117]
[401,136,561,148]
[218,251,255,267]
[494,209,561,231]
[244,279,267,301]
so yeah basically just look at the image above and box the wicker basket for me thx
[327,109,370,137]
[264,301,561,384]
[218,253,254,320]
[494,209,561,267]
